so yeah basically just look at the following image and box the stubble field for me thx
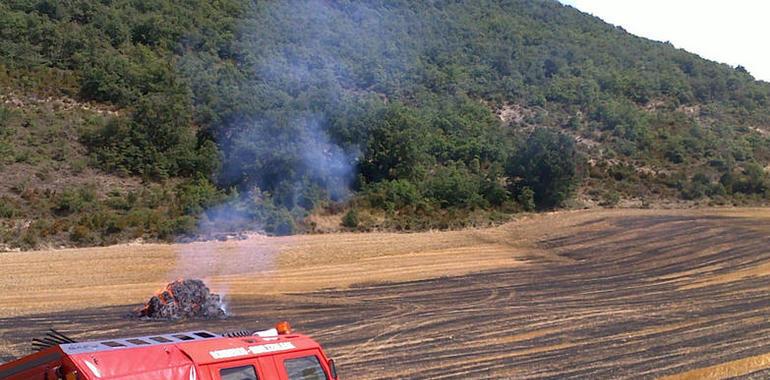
[2,208,770,379]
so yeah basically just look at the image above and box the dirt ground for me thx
[2,208,770,379]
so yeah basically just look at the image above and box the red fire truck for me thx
[0,322,339,380]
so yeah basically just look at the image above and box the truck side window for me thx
[220,365,259,380]
[284,355,328,380]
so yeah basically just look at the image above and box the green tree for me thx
[360,105,430,183]
[507,129,580,209]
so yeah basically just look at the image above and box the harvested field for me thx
[2,208,770,378]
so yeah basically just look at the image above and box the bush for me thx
[264,208,295,236]
[665,143,685,164]
[424,164,486,209]
[734,163,769,195]
[53,190,86,215]
[0,198,18,218]
[482,180,509,207]
[681,173,711,200]
[516,187,536,211]
[363,180,423,211]
[341,208,360,228]
[103,215,124,235]
[106,193,132,211]
[20,231,38,249]
[599,190,621,207]
[70,225,93,243]
[70,158,88,174]
[172,216,198,236]
[175,178,225,216]
[506,129,581,209]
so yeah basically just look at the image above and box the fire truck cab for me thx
[0,322,339,380]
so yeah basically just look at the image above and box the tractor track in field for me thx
[2,210,770,378]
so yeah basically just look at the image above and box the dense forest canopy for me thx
[1,0,769,247]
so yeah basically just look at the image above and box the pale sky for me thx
[559,1,770,82]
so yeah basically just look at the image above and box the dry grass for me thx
[0,208,643,317]
[660,353,770,380]
[0,212,541,317]
[2,208,768,318]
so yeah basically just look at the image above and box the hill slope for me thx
[1,0,769,249]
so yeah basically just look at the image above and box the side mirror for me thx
[328,358,338,379]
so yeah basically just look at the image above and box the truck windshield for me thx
[284,355,328,380]
[220,365,259,380]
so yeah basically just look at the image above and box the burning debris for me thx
[133,279,227,320]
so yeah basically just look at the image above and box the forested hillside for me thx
[2,0,769,249]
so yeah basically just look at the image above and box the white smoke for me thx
[167,0,408,289]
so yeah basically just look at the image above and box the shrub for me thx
[264,208,295,236]
[506,129,580,209]
[665,143,685,164]
[516,187,536,211]
[70,225,93,243]
[70,158,88,174]
[341,208,360,228]
[175,178,225,215]
[599,190,621,207]
[103,215,124,235]
[172,216,198,236]
[424,164,486,209]
[364,180,422,211]
[0,198,18,218]
[20,231,38,249]
[681,173,711,200]
[53,190,86,215]
[482,180,509,207]
[735,163,769,195]
[106,194,132,211]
